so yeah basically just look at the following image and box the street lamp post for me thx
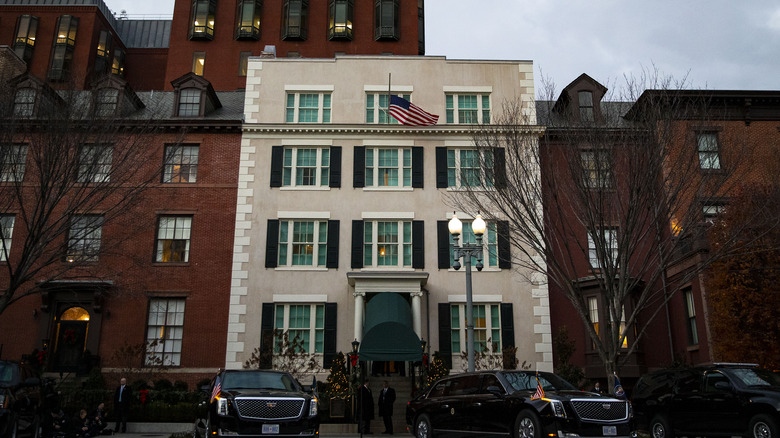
[448,213,486,373]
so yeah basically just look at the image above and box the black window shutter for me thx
[351,220,364,268]
[412,220,424,269]
[323,302,338,369]
[265,219,279,268]
[259,303,275,369]
[329,146,341,188]
[412,146,424,188]
[500,303,515,348]
[437,220,451,269]
[270,146,283,187]
[438,302,452,369]
[493,147,507,189]
[353,146,365,188]
[435,147,448,188]
[326,220,339,268]
[497,220,511,269]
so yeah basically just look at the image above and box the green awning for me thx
[359,292,422,362]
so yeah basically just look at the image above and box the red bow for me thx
[350,354,358,367]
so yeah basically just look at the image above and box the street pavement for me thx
[116,433,394,438]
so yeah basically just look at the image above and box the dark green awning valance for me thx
[359,292,422,362]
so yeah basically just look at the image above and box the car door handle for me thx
[442,404,449,409]
[473,403,483,407]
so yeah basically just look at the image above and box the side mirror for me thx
[486,385,504,398]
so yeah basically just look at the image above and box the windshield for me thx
[503,371,576,392]
[727,368,780,387]
[221,371,298,392]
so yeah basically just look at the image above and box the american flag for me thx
[531,376,545,400]
[211,376,222,402]
[389,95,439,126]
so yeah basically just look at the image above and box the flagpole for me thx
[387,73,392,124]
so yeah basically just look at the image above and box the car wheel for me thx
[515,410,541,438]
[650,415,674,438]
[415,414,433,438]
[748,414,778,438]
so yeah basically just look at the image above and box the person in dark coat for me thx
[72,409,91,437]
[357,380,374,434]
[89,402,108,436]
[377,380,396,435]
[113,377,130,433]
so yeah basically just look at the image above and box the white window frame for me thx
[363,219,412,268]
[145,298,186,366]
[163,144,199,183]
[581,149,612,189]
[588,227,617,270]
[0,144,28,182]
[277,219,328,268]
[286,92,332,123]
[588,296,600,349]
[95,88,119,117]
[78,144,112,183]
[446,93,490,124]
[282,147,330,187]
[365,147,411,188]
[13,88,36,118]
[702,204,726,224]
[155,216,192,263]
[697,132,721,170]
[684,289,699,346]
[0,215,15,262]
[273,303,325,354]
[447,148,494,189]
[67,214,103,262]
[450,303,501,354]
[365,92,409,124]
[448,219,499,270]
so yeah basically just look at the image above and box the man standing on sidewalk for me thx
[114,377,130,433]
[378,380,396,435]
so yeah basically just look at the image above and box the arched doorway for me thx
[53,307,90,372]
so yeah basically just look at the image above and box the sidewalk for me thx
[116,422,406,437]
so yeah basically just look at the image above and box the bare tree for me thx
[451,72,763,388]
[0,74,180,318]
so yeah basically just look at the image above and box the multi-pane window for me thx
[145,298,186,366]
[0,215,15,262]
[164,145,199,183]
[578,90,594,122]
[192,51,205,76]
[365,93,409,123]
[365,148,411,187]
[374,0,399,40]
[588,296,599,348]
[328,0,354,40]
[48,15,78,81]
[286,92,331,123]
[95,88,119,117]
[94,30,113,74]
[363,220,412,268]
[0,144,28,182]
[189,0,216,40]
[581,150,612,189]
[178,89,201,117]
[697,132,721,170]
[281,0,309,40]
[446,94,490,124]
[449,220,498,268]
[238,51,251,76]
[684,289,698,345]
[13,15,38,63]
[78,144,113,183]
[13,88,36,118]
[67,215,103,262]
[282,147,330,187]
[111,48,125,76]
[702,204,726,224]
[277,220,327,267]
[274,304,324,353]
[447,148,494,188]
[588,228,618,269]
[450,304,501,353]
[236,0,262,39]
[155,216,192,263]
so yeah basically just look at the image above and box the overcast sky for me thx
[104,0,780,94]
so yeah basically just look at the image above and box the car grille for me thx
[234,397,305,420]
[570,399,628,422]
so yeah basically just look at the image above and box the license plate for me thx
[262,424,279,434]
[603,426,617,436]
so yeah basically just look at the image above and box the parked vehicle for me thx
[406,370,632,438]
[0,360,43,438]
[194,370,318,438]
[632,363,780,438]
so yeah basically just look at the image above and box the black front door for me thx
[53,321,88,372]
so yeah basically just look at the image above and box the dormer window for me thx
[578,90,594,122]
[328,0,353,40]
[111,48,125,76]
[95,88,119,117]
[13,88,36,118]
[171,72,221,118]
[13,15,38,64]
[189,0,216,40]
[374,0,399,41]
[48,15,78,81]
[236,0,262,40]
[281,0,308,40]
[95,30,113,75]
[178,89,201,117]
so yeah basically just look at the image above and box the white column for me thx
[354,291,365,342]
[411,291,423,337]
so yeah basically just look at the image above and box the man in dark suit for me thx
[113,377,130,433]
[378,380,396,435]
[357,380,374,434]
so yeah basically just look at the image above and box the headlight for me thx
[308,398,318,417]
[546,399,567,419]
[217,397,228,416]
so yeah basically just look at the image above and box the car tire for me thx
[650,415,674,438]
[748,414,778,438]
[414,414,434,438]
[515,410,542,438]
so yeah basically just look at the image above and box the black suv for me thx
[632,363,780,438]
[406,370,632,438]
[0,360,43,438]
[194,370,319,438]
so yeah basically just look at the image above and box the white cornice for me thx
[242,124,545,137]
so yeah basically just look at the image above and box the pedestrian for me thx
[593,381,602,394]
[378,380,396,435]
[113,377,130,433]
[89,402,108,436]
[357,379,374,434]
